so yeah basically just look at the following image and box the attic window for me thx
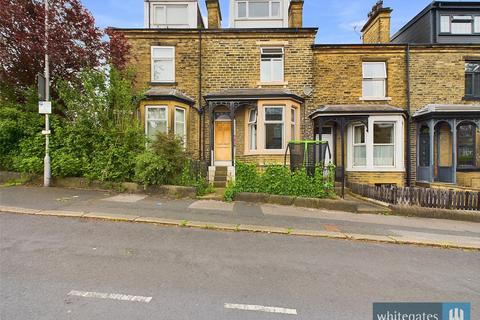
[236,0,282,19]
[440,15,480,35]
[152,4,188,26]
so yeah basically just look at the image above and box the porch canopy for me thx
[413,104,480,184]
[204,88,304,166]
[309,104,405,197]
[144,88,195,105]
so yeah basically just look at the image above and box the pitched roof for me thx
[309,104,405,119]
[413,104,480,118]
[144,88,195,105]
[204,88,304,103]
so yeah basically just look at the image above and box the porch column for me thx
[452,119,457,185]
[316,119,324,165]
[229,102,235,167]
[208,102,214,166]
[340,118,346,199]
[428,120,435,183]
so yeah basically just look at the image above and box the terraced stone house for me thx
[112,0,480,190]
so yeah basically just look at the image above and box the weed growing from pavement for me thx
[180,220,188,227]
[287,228,294,234]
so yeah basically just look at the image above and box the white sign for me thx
[39,101,52,114]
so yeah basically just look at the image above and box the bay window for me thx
[174,107,186,144]
[348,116,404,171]
[260,47,284,83]
[151,46,175,83]
[373,123,395,167]
[264,106,284,150]
[146,106,168,140]
[362,62,387,99]
[353,125,366,166]
[248,109,258,150]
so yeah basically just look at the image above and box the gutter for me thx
[199,29,204,161]
[405,44,412,187]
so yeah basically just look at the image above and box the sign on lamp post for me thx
[42,0,51,187]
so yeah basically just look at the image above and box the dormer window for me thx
[440,15,480,35]
[236,0,281,19]
[152,4,189,27]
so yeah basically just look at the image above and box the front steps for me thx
[213,166,228,188]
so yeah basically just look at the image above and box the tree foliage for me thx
[0,0,131,99]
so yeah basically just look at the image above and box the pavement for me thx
[1,213,479,320]
[1,186,480,250]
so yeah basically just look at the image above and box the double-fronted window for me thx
[260,47,284,83]
[237,0,281,19]
[362,62,387,99]
[465,61,480,99]
[151,46,175,83]
[440,15,480,35]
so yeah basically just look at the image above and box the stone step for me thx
[214,176,227,182]
[213,181,227,188]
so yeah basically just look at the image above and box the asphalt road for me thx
[1,213,479,320]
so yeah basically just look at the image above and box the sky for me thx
[80,0,475,43]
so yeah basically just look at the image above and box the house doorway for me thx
[214,112,232,166]
[316,127,334,164]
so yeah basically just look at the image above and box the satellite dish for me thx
[303,85,314,97]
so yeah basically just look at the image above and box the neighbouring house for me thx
[111,0,480,190]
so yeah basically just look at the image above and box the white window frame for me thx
[373,122,396,168]
[352,125,367,168]
[347,115,404,172]
[264,106,284,150]
[145,106,168,139]
[248,109,258,151]
[260,47,284,83]
[174,107,187,146]
[151,46,175,83]
[152,4,189,27]
[440,15,480,35]
[290,108,296,142]
[236,0,282,19]
[362,62,387,100]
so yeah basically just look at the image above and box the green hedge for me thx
[225,161,336,201]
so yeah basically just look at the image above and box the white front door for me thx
[316,127,334,165]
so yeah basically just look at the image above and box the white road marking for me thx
[224,303,297,315]
[67,290,152,303]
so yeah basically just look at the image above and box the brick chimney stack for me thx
[361,0,392,44]
[206,0,222,29]
[288,0,304,28]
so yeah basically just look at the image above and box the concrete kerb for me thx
[1,206,479,251]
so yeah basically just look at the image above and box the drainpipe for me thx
[198,29,203,161]
[405,44,412,187]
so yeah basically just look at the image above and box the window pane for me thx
[363,79,385,98]
[175,108,185,123]
[249,124,257,150]
[249,109,257,122]
[354,146,366,166]
[147,107,167,120]
[265,107,283,121]
[466,73,473,95]
[419,126,430,167]
[440,15,450,33]
[291,109,295,123]
[265,123,283,149]
[238,2,247,17]
[261,59,271,82]
[475,16,480,33]
[475,74,480,96]
[374,123,394,144]
[465,62,480,73]
[249,1,269,17]
[152,47,173,58]
[271,2,280,17]
[458,124,476,166]
[147,120,167,139]
[374,145,394,166]
[363,62,386,78]
[451,22,472,34]
[271,58,283,81]
[154,6,165,24]
[354,126,365,144]
[166,5,188,25]
[153,59,174,82]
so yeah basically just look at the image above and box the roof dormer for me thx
[144,0,205,29]
[229,0,291,28]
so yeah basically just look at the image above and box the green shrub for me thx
[150,132,188,176]
[133,152,170,186]
[225,161,336,199]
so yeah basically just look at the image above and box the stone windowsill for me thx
[359,97,392,101]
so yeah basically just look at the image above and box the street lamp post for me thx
[43,0,51,187]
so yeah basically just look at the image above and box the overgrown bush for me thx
[225,161,336,201]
